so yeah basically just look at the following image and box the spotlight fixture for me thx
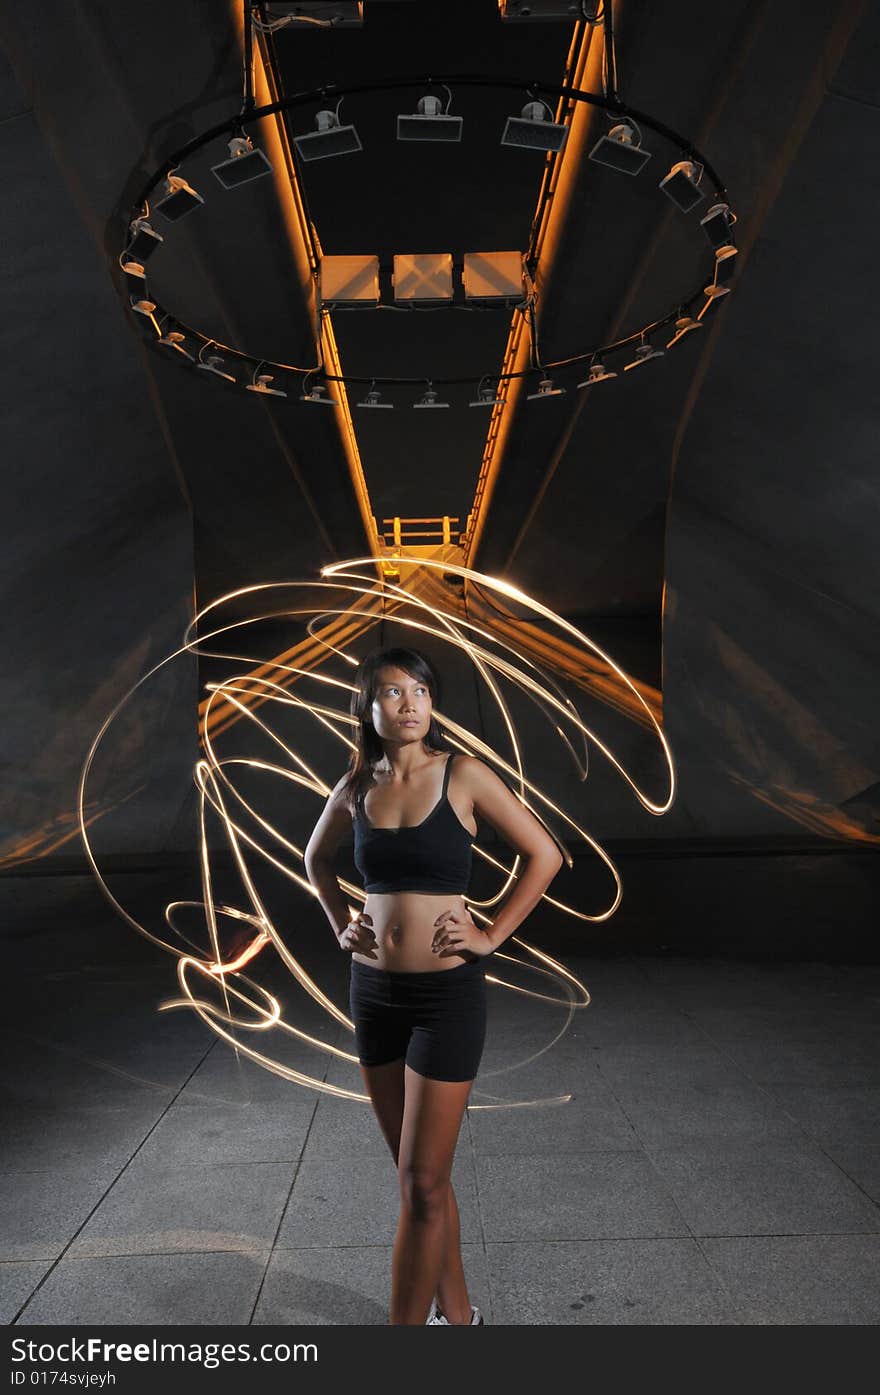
[197,351,236,383]
[700,201,736,250]
[122,260,152,307]
[300,380,338,405]
[703,244,738,300]
[258,2,364,26]
[526,375,565,400]
[414,383,449,409]
[293,109,362,162]
[397,94,462,143]
[666,315,703,349]
[393,253,454,304]
[246,369,287,398]
[576,360,618,388]
[211,135,273,188]
[501,100,568,154]
[469,382,507,407]
[357,385,393,409]
[624,336,664,371]
[588,120,651,175]
[157,327,195,361]
[499,0,599,17]
[319,254,380,307]
[127,217,163,262]
[462,251,524,303]
[154,173,204,222]
[659,159,704,212]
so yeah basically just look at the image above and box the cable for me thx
[603,0,620,104]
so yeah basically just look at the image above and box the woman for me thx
[304,646,563,1326]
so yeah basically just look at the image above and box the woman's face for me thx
[370,665,432,744]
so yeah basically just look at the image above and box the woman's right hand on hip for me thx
[337,911,378,957]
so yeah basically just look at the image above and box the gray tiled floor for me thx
[3,946,879,1324]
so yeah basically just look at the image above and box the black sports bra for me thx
[352,752,475,895]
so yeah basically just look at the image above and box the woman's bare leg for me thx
[435,1181,471,1322]
[390,1065,474,1325]
[359,1059,471,1322]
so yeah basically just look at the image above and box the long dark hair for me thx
[342,646,453,818]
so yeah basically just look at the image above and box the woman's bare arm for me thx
[461,757,564,953]
[304,776,358,941]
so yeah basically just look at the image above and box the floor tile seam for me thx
[588,1065,702,1244]
[687,1230,750,1320]
[795,1136,880,1212]
[267,1241,485,1252]
[14,1229,877,1267]
[474,1144,668,1161]
[15,1246,273,1263]
[462,1099,493,1322]
[470,1146,646,1158]
[643,1003,880,1148]
[0,1156,314,1177]
[9,1035,227,1325]
[0,1022,215,1092]
[249,1024,340,1324]
[477,1222,880,1240]
[478,1230,880,1246]
[639,999,805,1091]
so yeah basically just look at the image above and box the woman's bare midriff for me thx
[351,890,473,972]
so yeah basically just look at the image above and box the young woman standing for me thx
[305,647,563,1325]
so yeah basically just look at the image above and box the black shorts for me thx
[348,957,488,1083]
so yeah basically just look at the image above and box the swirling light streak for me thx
[322,557,676,814]
[189,577,645,921]
[79,560,674,1108]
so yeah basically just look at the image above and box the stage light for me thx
[301,381,338,405]
[246,366,287,397]
[397,94,462,143]
[357,385,393,409]
[462,251,524,303]
[414,384,449,409]
[319,254,380,307]
[576,360,617,388]
[157,328,195,362]
[666,315,703,348]
[714,243,738,283]
[624,336,664,371]
[499,0,599,17]
[700,201,736,249]
[703,244,738,301]
[124,260,155,317]
[526,375,565,400]
[501,100,568,154]
[127,217,163,262]
[469,382,507,407]
[154,173,204,222]
[392,253,454,304]
[293,109,362,162]
[659,159,704,212]
[211,135,273,189]
[258,2,363,26]
[197,351,236,383]
[588,120,651,176]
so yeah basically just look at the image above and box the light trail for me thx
[79,559,675,1108]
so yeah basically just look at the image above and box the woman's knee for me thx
[399,1165,451,1221]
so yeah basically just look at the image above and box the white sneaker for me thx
[426,1301,483,1325]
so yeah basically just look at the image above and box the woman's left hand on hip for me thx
[431,905,493,958]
